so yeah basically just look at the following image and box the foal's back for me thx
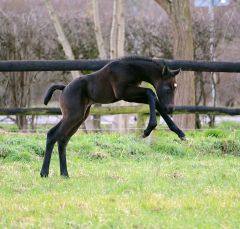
[63,57,158,104]
[82,58,146,104]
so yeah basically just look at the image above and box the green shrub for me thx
[152,140,191,157]
[25,143,45,157]
[98,134,150,157]
[218,121,240,130]
[193,136,240,156]
[74,133,151,157]
[88,151,110,160]
[7,151,32,162]
[0,135,45,161]
[213,139,240,156]
[0,144,18,158]
[204,129,227,138]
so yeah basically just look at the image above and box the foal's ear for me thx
[162,65,181,78]
[170,68,181,76]
[162,65,168,76]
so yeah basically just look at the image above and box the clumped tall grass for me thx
[0,134,45,161]
[1,129,239,160]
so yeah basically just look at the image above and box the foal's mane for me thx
[119,56,164,68]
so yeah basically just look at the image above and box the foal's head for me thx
[155,65,181,114]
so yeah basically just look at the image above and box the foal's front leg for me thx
[116,86,157,137]
[124,96,186,140]
[143,90,158,137]
[155,102,186,140]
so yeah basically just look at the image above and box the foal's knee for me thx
[146,89,157,101]
[46,128,58,146]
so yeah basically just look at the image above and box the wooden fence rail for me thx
[0,59,239,119]
[0,59,240,73]
[0,106,239,116]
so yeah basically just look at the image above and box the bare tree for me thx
[44,0,81,79]
[110,0,118,59]
[192,4,239,127]
[110,0,127,132]
[125,17,172,58]
[91,0,127,132]
[117,0,125,57]
[92,0,107,59]
[0,10,44,130]
[155,0,196,129]
[110,0,125,58]
[43,0,103,131]
[91,0,107,131]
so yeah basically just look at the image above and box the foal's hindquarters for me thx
[40,81,91,177]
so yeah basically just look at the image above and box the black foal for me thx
[40,56,185,177]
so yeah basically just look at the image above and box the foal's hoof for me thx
[179,136,187,141]
[61,173,69,178]
[142,130,150,138]
[143,124,157,138]
[40,171,49,178]
[142,133,148,138]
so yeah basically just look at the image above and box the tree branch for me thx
[44,0,81,79]
[154,0,171,15]
[92,0,107,59]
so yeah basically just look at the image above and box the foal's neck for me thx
[139,61,160,86]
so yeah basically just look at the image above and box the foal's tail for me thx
[44,84,66,105]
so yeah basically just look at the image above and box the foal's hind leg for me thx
[40,105,90,177]
[40,121,62,177]
[57,106,91,177]
[57,137,70,177]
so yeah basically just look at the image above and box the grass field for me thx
[0,122,240,228]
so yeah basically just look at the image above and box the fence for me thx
[0,58,240,118]
[1,59,240,72]
[0,106,240,116]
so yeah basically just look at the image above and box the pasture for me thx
[0,122,240,228]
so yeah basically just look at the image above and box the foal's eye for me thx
[165,87,172,94]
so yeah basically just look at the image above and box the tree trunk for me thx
[117,0,125,57]
[92,0,107,59]
[44,0,93,131]
[91,0,108,131]
[155,0,196,129]
[115,0,127,132]
[44,0,81,79]
[110,0,128,132]
[110,0,118,59]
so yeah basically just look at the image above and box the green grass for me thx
[0,124,240,228]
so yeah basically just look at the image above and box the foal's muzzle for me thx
[166,105,175,114]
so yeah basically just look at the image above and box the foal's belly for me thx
[88,83,118,104]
